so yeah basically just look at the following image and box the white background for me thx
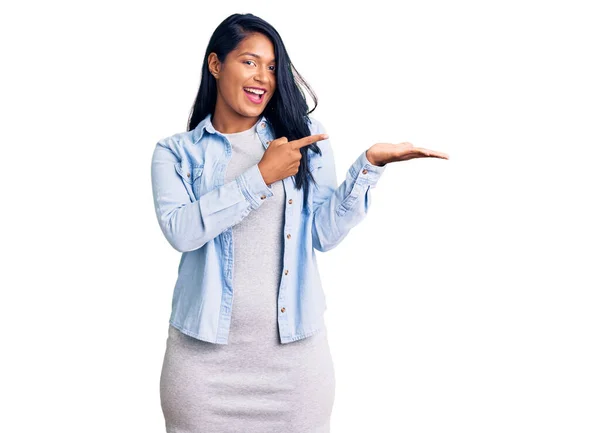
[2,1,599,432]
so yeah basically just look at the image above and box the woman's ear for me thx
[207,52,220,78]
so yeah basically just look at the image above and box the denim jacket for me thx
[150,113,386,344]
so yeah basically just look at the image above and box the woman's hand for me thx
[365,142,449,166]
[258,133,329,185]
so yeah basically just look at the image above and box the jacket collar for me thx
[192,113,269,145]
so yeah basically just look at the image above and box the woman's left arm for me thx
[309,120,449,253]
[309,118,386,252]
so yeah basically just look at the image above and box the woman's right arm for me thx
[151,140,273,252]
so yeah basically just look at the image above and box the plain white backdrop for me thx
[2,1,599,432]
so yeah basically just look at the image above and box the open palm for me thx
[366,142,449,166]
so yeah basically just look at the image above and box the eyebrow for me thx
[237,52,276,63]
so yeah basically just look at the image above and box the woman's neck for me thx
[212,101,261,134]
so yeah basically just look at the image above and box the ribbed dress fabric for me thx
[159,120,336,433]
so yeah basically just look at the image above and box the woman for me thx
[151,12,448,433]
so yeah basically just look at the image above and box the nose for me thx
[253,67,268,84]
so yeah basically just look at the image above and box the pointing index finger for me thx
[292,133,329,149]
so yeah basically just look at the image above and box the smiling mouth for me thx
[243,88,266,104]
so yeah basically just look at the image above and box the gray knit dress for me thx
[159,122,336,433]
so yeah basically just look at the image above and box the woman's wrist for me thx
[366,149,385,167]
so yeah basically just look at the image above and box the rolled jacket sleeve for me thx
[309,119,386,252]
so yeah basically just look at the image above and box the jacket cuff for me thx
[352,150,386,187]
[236,163,274,209]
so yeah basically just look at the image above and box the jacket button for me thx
[260,195,266,200]
[286,234,291,239]
[288,199,293,204]
[280,307,286,313]
[266,140,271,145]
[284,269,288,275]
[260,122,266,128]
[187,172,191,178]
[362,168,368,174]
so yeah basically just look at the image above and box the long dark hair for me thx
[187,13,322,209]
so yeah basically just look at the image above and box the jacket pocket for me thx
[303,159,323,214]
[175,162,203,183]
[175,162,204,201]
[308,158,322,173]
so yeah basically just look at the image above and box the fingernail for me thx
[323,134,329,139]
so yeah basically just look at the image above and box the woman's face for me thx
[209,32,277,124]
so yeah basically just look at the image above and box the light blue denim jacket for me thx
[151,113,386,344]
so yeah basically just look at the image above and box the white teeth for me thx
[244,88,265,95]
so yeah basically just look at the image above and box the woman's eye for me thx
[243,60,275,71]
